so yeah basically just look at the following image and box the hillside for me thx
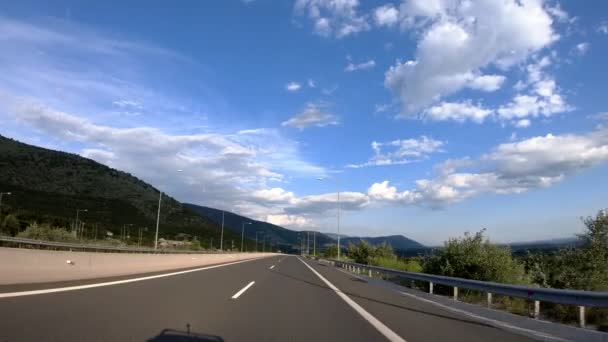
[184,204,335,252]
[340,235,425,250]
[0,135,249,248]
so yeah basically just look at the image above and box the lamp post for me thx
[75,209,88,235]
[0,192,11,209]
[255,232,264,252]
[220,211,225,250]
[241,222,251,252]
[155,169,183,250]
[317,176,341,259]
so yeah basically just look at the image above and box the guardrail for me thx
[0,236,228,254]
[314,257,608,328]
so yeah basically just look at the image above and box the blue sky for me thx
[1,0,607,245]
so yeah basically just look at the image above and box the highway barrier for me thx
[313,256,608,328]
[0,236,229,254]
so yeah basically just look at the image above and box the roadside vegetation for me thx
[342,210,608,329]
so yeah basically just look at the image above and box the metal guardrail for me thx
[0,236,229,254]
[314,257,608,328]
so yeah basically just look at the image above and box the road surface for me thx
[0,255,535,341]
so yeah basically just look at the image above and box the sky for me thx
[0,0,607,245]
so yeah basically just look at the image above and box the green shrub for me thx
[17,222,77,242]
[1,214,20,235]
[369,256,422,272]
[423,229,529,285]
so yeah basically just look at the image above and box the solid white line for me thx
[269,265,275,269]
[231,281,255,299]
[298,257,406,342]
[0,257,264,299]
[397,291,571,342]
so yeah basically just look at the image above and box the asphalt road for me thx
[0,255,535,342]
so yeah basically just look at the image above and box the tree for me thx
[1,214,20,236]
[374,242,395,259]
[348,241,374,264]
[423,229,528,284]
[325,244,339,258]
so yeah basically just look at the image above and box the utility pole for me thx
[307,231,310,255]
[313,231,316,256]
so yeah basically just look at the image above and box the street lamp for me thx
[75,209,88,235]
[155,169,183,250]
[317,176,341,260]
[241,222,251,252]
[220,210,226,251]
[255,231,264,252]
[0,192,11,209]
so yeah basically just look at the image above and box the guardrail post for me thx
[533,301,540,319]
[487,292,492,308]
[453,286,458,301]
[368,269,372,277]
[429,282,433,294]
[579,306,586,328]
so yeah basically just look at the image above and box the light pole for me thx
[155,169,183,250]
[255,231,264,252]
[220,211,225,250]
[241,222,251,252]
[75,209,87,235]
[317,176,341,259]
[0,192,11,209]
[313,231,316,256]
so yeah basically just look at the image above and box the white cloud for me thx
[374,103,390,113]
[385,0,558,115]
[498,56,570,120]
[345,59,376,72]
[286,191,370,215]
[321,85,338,95]
[515,119,531,128]
[599,21,608,35]
[265,214,312,228]
[281,102,338,129]
[347,136,444,168]
[294,0,370,38]
[592,112,608,121]
[286,82,302,92]
[545,3,572,23]
[575,42,590,56]
[373,4,399,27]
[307,78,316,88]
[467,74,506,92]
[424,101,493,123]
[368,126,608,208]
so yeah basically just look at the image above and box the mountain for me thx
[324,233,348,240]
[340,235,425,250]
[184,204,335,252]
[0,135,249,248]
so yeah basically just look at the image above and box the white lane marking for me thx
[298,257,406,342]
[0,257,267,299]
[269,265,275,269]
[397,291,570,342]
[231,281,255,299]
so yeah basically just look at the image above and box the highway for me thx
[0,255,536,341]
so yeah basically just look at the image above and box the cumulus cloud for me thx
[347,136,444,168]
[281,102,338,129]
[424,101,493,123]
[498,56,571,122]
[294,0,370,38]
[467,74,506,92]
[373,4,399,27]
[385,0,558,115]
[515,119,531,128]
[345,59,376,72]
[368,126,608,208]
[285,82,302,92]
[265,214,312,228]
